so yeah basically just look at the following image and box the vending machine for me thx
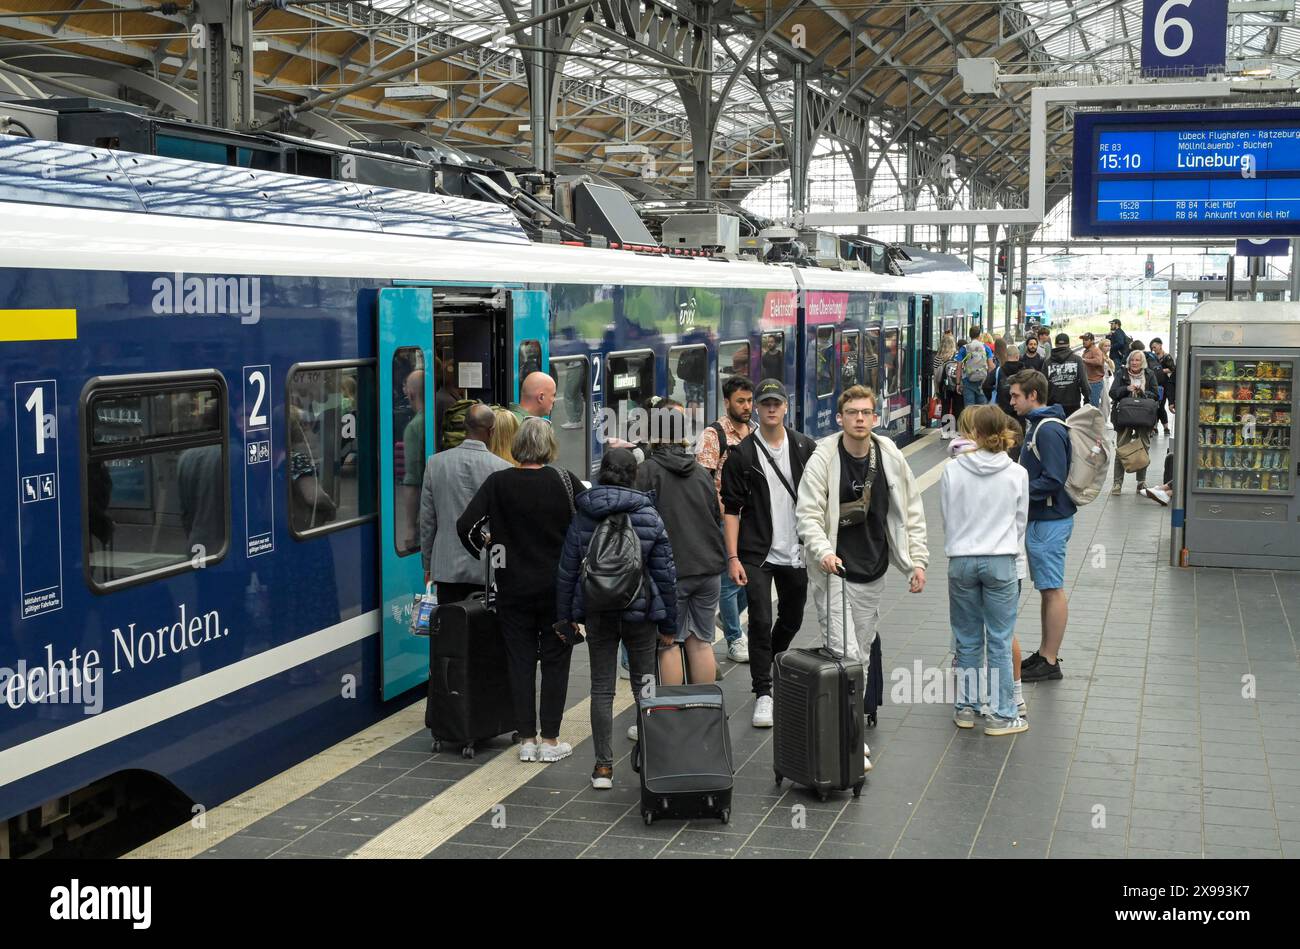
[1172,304,1300,569]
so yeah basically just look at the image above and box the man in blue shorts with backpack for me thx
[1008,368,1073,683]
[955,327,996,406]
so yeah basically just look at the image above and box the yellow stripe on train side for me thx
[0,309,78,342]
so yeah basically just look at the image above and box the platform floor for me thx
[135,429,1300,860]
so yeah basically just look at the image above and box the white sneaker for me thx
[727,637,750,663]
[752,695,774,728]
[626,725,638,742]
[538,741,573,763]
[519,740,539,762]
[863,745,874,773]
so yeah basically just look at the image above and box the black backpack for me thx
[581,513,644,613]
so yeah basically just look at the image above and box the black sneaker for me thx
[1020,651,1046,672]
[1021,657,1062,682]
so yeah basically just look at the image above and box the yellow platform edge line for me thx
[0,309,78,342]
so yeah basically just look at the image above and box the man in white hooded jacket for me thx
[795,385,929,672]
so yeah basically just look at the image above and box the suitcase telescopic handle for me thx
[825,565,849,659]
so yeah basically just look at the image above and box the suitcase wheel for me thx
[642,811,654,826]
[431,737,442,753]
[817,790,829,803]
[719,809,730,825]
[461,744,476,760]
[853,780,865,799]
[866,712,878,728]
[773,771,783,787]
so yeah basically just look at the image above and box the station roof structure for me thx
[2,1,1300,212]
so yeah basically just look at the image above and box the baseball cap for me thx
[1080,332,1095,341]
[1055,332,1070,346]
[755,378,788,404]
[1109,318,1121,325]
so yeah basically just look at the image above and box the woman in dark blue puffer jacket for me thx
[556,448,677,790]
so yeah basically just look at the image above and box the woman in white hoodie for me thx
[940,405,1029,736]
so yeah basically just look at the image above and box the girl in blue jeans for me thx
[939,406,1029,736]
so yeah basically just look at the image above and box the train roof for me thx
[0,134,528,245]
[0,133,982,297]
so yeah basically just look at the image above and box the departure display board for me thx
[1073,109,1300,238]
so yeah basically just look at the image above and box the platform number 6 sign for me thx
[1140,0,1228,78]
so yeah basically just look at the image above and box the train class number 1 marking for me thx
[15,379,64,618]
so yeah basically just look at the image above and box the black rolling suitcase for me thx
[423,571,515,759]
[633,683,734,825]
[772,570,866,801]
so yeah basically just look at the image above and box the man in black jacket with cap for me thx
[1045,332,1090,415]
[721,379,817,728]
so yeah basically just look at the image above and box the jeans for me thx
[718,568,748,644]
[497,595,572,739]
[948,555,1019,720]
[810,569,885,663]
[1088,380,1103,408]
[963,379,988,406]
[586,613,657,768]
[743,560,808,697]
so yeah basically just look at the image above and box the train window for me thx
[667,345,708,416]
[864,327,882,392]
[606,350,655,437]
[759,332,785,382]
[840,330,861,389]
[287,361,377,538]
[900,322,912,401]
[392,347,425,557]
[717,340,751,410]
[552,356,589,475]
[83,371,228,591]
[518,339,543,384]
[883,327,901,397]
[815,327,836,397]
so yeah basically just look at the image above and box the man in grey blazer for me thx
[420,403,511,603]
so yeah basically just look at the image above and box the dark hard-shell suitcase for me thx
[424,589,515,759]
[633,683,734,825]
[772,570,866,801]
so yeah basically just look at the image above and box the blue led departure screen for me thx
[1073,110,1300,237]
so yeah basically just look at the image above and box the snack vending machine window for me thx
[1174,305,1300,570]
[1193,356,1293,495]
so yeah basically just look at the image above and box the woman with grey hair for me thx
[457,417,587,763]
[1109,349,1160,495]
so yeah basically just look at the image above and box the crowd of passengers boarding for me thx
[415,322,1170,791]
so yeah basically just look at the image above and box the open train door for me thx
[377,286,434,700]
[376,285,548,699]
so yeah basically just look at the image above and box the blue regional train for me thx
[0,134,982,854]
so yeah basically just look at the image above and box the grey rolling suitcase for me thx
[772,569,866,801]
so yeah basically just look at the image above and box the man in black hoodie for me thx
[636,401,726,686]
[1044,332,1090,415]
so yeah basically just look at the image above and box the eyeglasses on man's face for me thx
[842,407,877,419]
